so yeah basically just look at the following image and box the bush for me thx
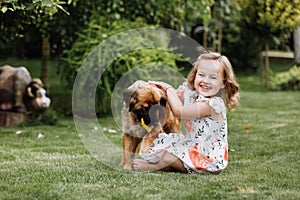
[22,109,58,126]
[270,65,300,90]
[60,14,186,114]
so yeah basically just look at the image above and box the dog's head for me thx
[123,85,167,127]
[25,78,51,111]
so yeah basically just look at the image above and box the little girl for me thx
[132,52,240,174]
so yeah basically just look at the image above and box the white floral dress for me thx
[141,82,228,173]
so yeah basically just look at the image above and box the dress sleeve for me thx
[207,97,225,114]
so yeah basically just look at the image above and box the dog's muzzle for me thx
[131,103,165,127]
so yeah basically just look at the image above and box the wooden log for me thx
[0,111,27,127]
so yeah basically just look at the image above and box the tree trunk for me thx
[259,44,264,87]
[265,40,270,88]
[41,36,50,91]
[217,18,223,53]
[203,24,208,50]
[212,6,217,51]
[294,26,300,65]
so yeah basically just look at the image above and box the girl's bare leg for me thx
[132,151,187,173]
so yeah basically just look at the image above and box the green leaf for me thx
[1,6,8,13]
[42,0,52,7]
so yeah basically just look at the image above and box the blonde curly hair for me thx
[187,52,240,109]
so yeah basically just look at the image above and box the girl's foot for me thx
[132,159,157,171]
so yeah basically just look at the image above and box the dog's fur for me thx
[121,80,180,170]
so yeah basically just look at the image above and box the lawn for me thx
[0,59,299,199]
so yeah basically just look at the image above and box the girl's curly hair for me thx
[187,52,240,109]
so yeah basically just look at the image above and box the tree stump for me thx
[0,111,27,127]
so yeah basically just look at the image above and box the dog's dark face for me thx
[123,85,167,126]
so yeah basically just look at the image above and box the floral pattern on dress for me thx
[184,119,194,133]
[140,81,228,173]
[189,143,214,170]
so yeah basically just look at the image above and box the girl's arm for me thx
[166,87,211,119]
[149,81,211,119]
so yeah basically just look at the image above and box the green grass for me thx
[0,59,299,199]
[1,91,299,199]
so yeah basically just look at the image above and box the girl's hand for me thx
[148,81,173,91]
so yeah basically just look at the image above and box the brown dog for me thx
[121,80,180,170]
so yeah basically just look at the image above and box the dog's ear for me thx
[129,94,138,112]
[160,97,167,107]
[129,103,135,112]
[124,89,138,112]
[123,88,134,103]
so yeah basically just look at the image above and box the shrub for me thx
[60,14,186,114]
[270,65,300,90]
[23,109,58,126]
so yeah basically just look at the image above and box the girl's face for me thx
[194,59,225,97]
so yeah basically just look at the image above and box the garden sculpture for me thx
[0,65,51,113]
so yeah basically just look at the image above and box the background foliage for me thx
[1,0,300,114]
[61,13,187,114]
[233,0,300,87]
[271,65,300,90]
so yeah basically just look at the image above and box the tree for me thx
[236,0,300,88]
[60,1,215,114]
[0,0,71,89]
[208,0,234,52]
